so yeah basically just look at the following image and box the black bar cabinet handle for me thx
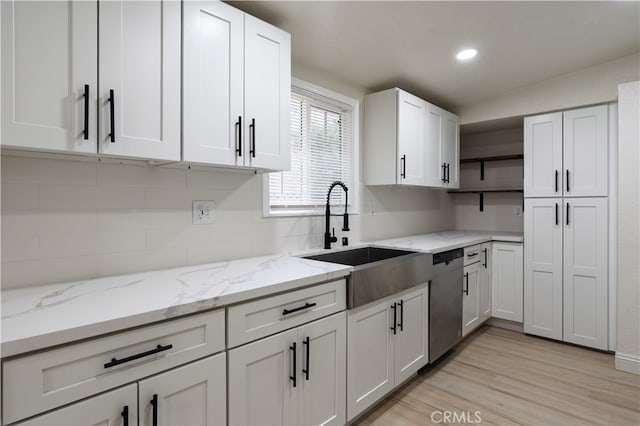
[150,394,158,426]
[400,155,406,179]
[555,203,559,225]
[390,302,397,335]
[566,202,570,226]
[121,405,129,426]
[282,302,316,316]
[398,299,404,331]
[235,116,242,157]
[464,273,469,295]
[290,342,297,388]
[566,169,570,193]
[483,248,488,268]
[104,344,173,369]
[302,336,310,381]
[555,170,559,193]
[108,89,115,142]
[83,84,89,140]
[442,163,446,182]
[249,118,256,157]
[446,163,450,183]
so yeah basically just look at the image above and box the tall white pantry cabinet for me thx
[523,105,609,350]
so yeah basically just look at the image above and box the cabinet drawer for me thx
[464,244,482,266]
[228,279,346,348]
[3,309,224,425]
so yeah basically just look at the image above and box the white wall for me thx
[0,64,454,290]
[615,81,640,374]
[459,54,640,124]
[453,128,524,233]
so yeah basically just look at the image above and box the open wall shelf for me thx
[448,188,524,212]
[459,154,524,180]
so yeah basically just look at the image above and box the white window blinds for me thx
[268,87,354,213]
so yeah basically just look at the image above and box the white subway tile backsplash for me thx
[39,231,146,258]
[1,256,99,289]
[1,235,39,262]
[97,163,186,188]
[1,183,38,210]
[39,185,146,209]
[98,247,187,277]
[1,210,97,236]
[186,168,256,190]
[2,156,96,185]
[97,209,190,231]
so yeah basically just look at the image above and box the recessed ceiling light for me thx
[456,48,477,61]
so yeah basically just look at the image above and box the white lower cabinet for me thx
[228,312,346,426]
[15,384,136,426]
[16,354,226,426]
[346,285,428,421]
[491,242,524,322]
[478,242,492,322]
[462,261,481,336]
[524,197,608,350]
[139,354,227,426]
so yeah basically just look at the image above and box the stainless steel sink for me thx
[304,246,433,308]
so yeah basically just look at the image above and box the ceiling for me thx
[228,1,640,113]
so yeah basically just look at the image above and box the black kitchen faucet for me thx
[324,181,349,249]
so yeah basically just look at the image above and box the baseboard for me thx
[615,352,640,375]
[486,317,524,333]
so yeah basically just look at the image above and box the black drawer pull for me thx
[104,344,173,369]
[282,302,316,316]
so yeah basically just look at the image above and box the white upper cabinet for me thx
[563,105,608,197]
[1,0,98,154]
[524,112,563,197]
[183,0,244,166]
[397,91,427,185]
[99,0,181,161]
[183,3,291,171]
[365,87,459,188]
[563,198,608,350]
[524,105,608,197]
[244,15,291,171]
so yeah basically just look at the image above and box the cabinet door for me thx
[524,198,563,340]
[139,353,226,426]
[397,90,426,185]
[462,263,481,336]
[228,329,298,425]
[347,299,394,421]
[563,106,608,197]
[1,0,97,154]
[298,312,346,426]
[491,242,524,322]
[563,198,608,350]
[425,105,444,187]
[16,384,135,426]
[524,112,563,197]
[99,0,181,161]
[183,0,244,166]
[479,242,492,322]
[244,14,291,171]
[394,286,428,384]
[441,110,460,188]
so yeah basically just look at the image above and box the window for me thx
[265,79,358,216]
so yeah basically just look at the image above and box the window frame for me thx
[262,78,360,218]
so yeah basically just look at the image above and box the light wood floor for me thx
[354,326,640,426]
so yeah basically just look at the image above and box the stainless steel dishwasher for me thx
[429,248,464,362]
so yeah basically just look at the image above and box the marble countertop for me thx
[1,255,351,358]
[1,230,522,359]
[374,230,523,253]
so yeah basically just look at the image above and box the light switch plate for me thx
[193,200,216,225]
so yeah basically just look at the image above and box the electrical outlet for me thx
[513,206,522,217]
[193,200,216,225]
